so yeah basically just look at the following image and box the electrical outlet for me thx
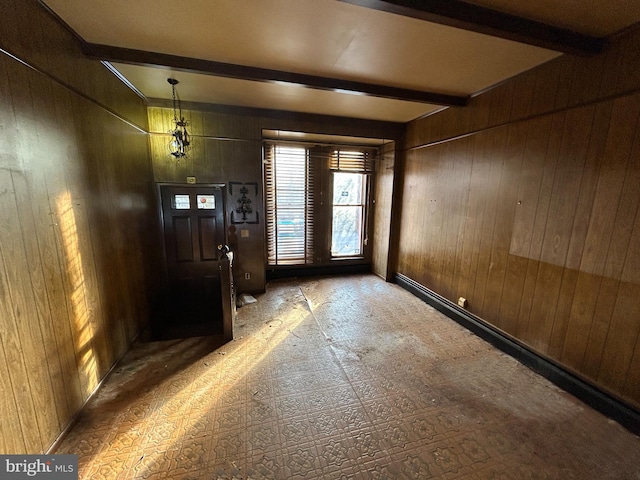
[244,273,251,280]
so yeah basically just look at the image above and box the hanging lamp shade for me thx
[167,78,190,159]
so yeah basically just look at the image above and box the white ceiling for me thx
[42,0,640,123]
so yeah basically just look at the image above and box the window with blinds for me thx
[265,141,376,267]
[329,150,373,174]
[330,150,370,257]
[264,144,314,265]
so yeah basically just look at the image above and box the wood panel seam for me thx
[406,86,640,153]
[0,47,148,134]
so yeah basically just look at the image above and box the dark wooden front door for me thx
[159,184,226,333]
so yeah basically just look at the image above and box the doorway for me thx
[157,184,226,338]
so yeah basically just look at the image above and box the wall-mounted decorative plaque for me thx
[229,182,259,224]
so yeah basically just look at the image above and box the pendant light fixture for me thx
[167,78,190,158]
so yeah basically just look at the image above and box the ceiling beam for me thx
[340,0,606,56]
[83,43,469,107]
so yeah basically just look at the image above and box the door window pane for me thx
[197,195,216,209]
[174,194,190,209]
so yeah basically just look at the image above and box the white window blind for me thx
[264,144,314,265]
[329,150,373,173]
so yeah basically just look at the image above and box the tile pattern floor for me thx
[56,275,640,479]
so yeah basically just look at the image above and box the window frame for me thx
[264,141,376,268]
[330,171,369,258]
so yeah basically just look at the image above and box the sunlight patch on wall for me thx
[56,191,98,395]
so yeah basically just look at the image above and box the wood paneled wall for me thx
[148,103,404,293]
[0,1,162,453]
[372,142,396,279]
[399,26,640,409]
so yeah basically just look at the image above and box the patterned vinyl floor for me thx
[55,275,640,479]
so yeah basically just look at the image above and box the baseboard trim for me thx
[266,263,370,280]
[395,273,640,436]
